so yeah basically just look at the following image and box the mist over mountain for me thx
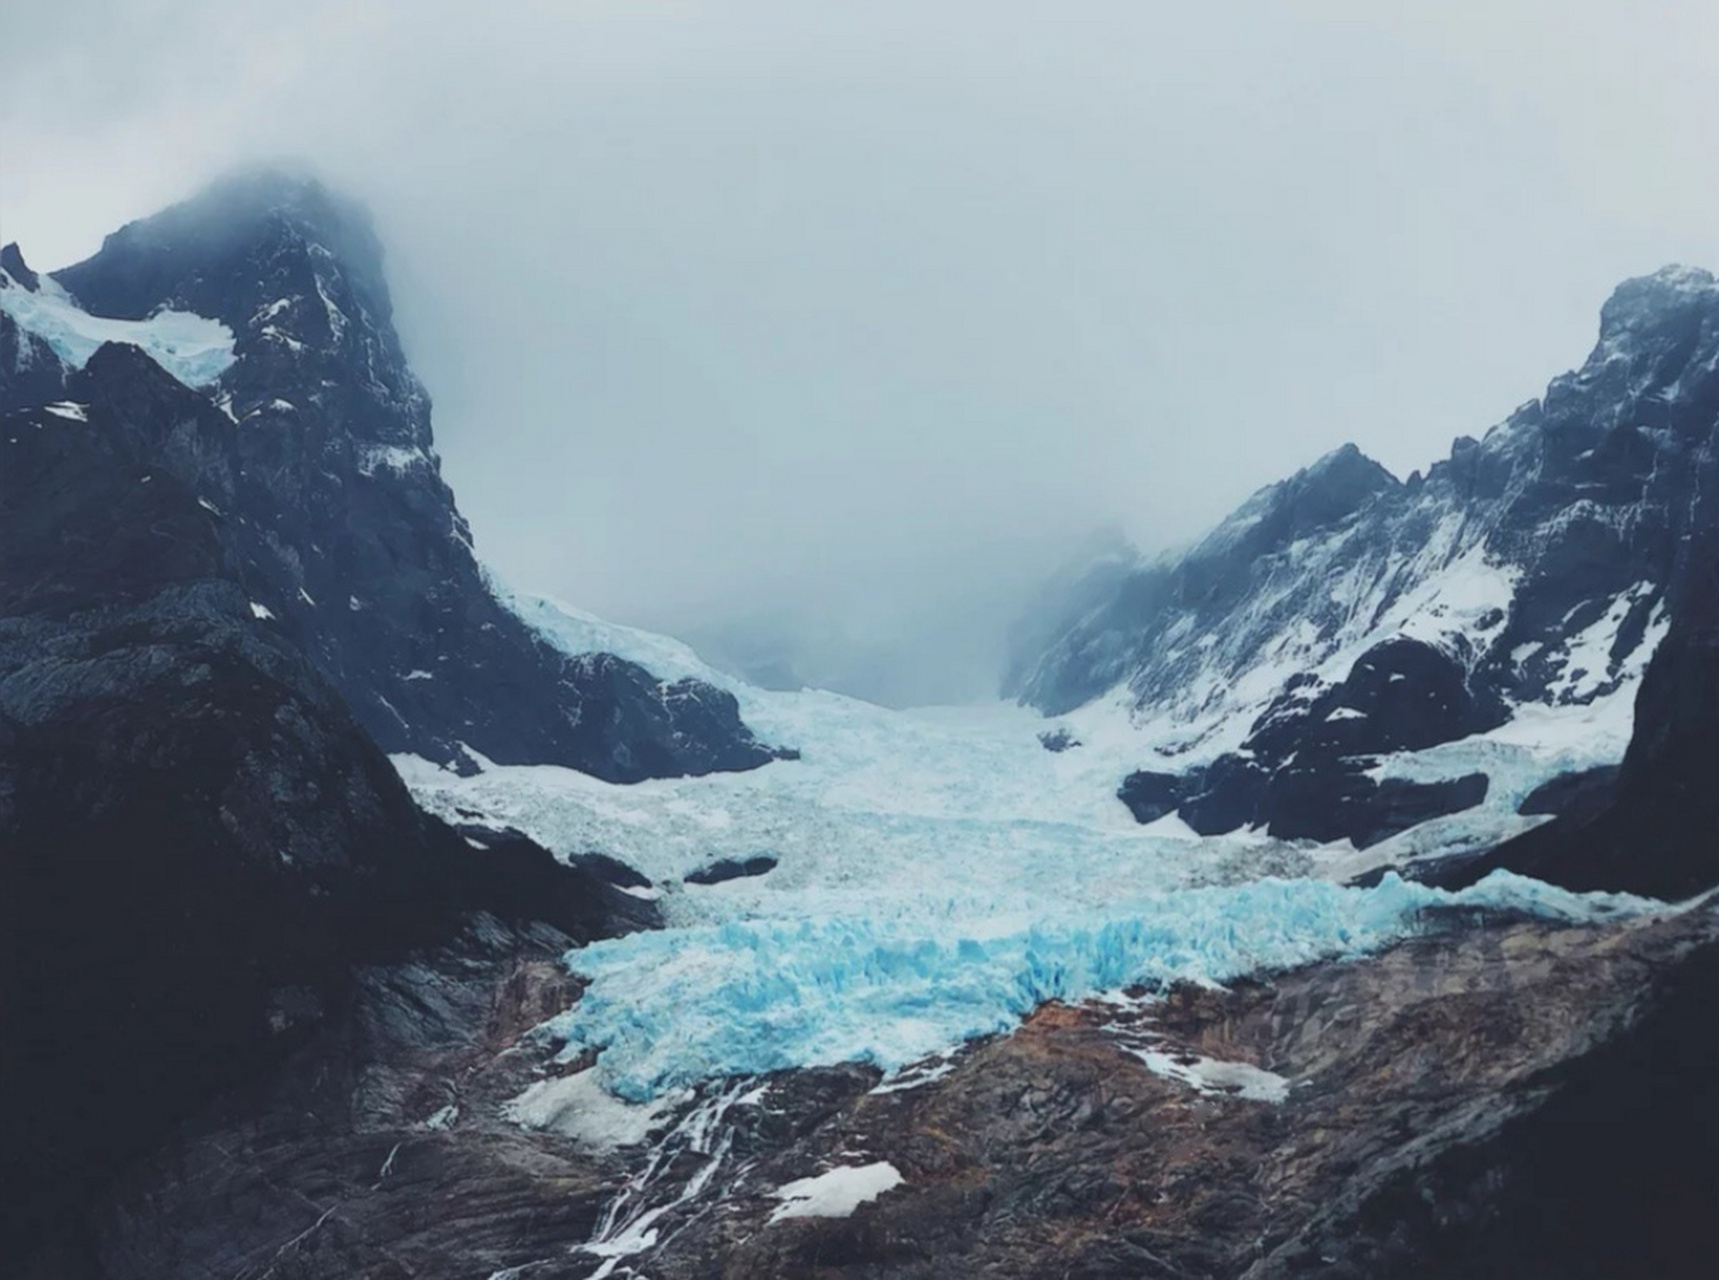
[8,1,1719,704]
[4,6,1718,1276]
[5,168,1716,1274]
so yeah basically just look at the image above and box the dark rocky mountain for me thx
[1012,266,1719,850]
[15,169,781,783]
[0,338,661,1262]
[1425,523,1719,899]
[0,247,70,412]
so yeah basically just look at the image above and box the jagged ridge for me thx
[1011,265,1719,846]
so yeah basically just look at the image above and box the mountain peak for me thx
[1251,439,1395,532]
[53,165,390,327]
[1596,263,1718,344]
[1299,440,1395,486]
[176,163,374,245]
[1,243,39,292]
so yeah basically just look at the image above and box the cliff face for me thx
[1428,520,1719,898]
[15,170,780,782]
[0,339,655,1263]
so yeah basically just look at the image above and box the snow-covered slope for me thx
[0,263,235,387]
[1009,265,1719,847]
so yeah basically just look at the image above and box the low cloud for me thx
[6,1,1716,702]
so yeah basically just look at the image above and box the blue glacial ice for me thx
[0,270,236,388]
[394,595,1672,1106]
[546,871,1657,1102]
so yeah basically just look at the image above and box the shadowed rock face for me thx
[73,919,618,1280]
[1428,526,1719,900]
[0,244,68,411]
[0,342,656,1262]
[42,169,779,783]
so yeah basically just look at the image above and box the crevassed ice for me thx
[0,272,236,388]
[546,871,1656,1102]
[396,594,1672,1108]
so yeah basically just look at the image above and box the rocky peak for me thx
[0,243,38,292]
[55,166,389,326]
[1197,442,1398,565]
[1551,264,1719,412]
[55,166,425,445]
[1271,440,1400,526]
[1596,263,1718,344]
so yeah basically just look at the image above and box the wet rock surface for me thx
[636,905,1719,1280]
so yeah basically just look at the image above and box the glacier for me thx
[0,268,236,388]
[539,871,1657,1102]
[391,597,1677,1109]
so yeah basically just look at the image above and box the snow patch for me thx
[768,1162,904,1224]
[504,1070,684,1151]
[359,444,430,476]
[1131,1049,1291,1103]
[0,278,235,387]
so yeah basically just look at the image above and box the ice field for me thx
[396,593,1667,1105]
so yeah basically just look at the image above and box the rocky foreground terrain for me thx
[44,869,1716,1279]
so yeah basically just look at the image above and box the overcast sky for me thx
[4,1,1716,702]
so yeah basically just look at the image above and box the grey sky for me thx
[4,1,1716,703]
